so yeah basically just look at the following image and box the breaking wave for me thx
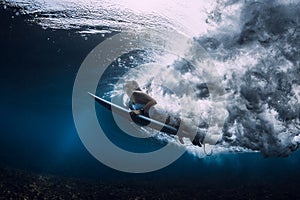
[5,0,300,157]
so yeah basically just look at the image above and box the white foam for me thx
[8,0,299,157]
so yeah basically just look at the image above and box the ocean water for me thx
[1,0,300,187]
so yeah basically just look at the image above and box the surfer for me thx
[123,80,206,147]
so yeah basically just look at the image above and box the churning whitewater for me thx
[6,0,300,157]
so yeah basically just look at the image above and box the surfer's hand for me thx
[132,110,142,115]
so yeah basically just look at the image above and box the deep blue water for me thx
[1,4,300,188]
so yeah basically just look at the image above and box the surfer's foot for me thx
[192,132,204,147]
[192,139,202,147]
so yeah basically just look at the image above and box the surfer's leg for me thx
[176,119,205,146]
[148,107,205,147]
[148,107,169,124]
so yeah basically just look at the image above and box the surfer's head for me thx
[123,80,141,96]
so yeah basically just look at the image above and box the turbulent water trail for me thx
[5,0,300,157]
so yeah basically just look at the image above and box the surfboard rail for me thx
[88,92,178,135]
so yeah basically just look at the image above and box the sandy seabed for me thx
[0,167,299,200]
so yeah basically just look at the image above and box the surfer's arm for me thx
[143,99,157,113]
[131,91,157,113]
